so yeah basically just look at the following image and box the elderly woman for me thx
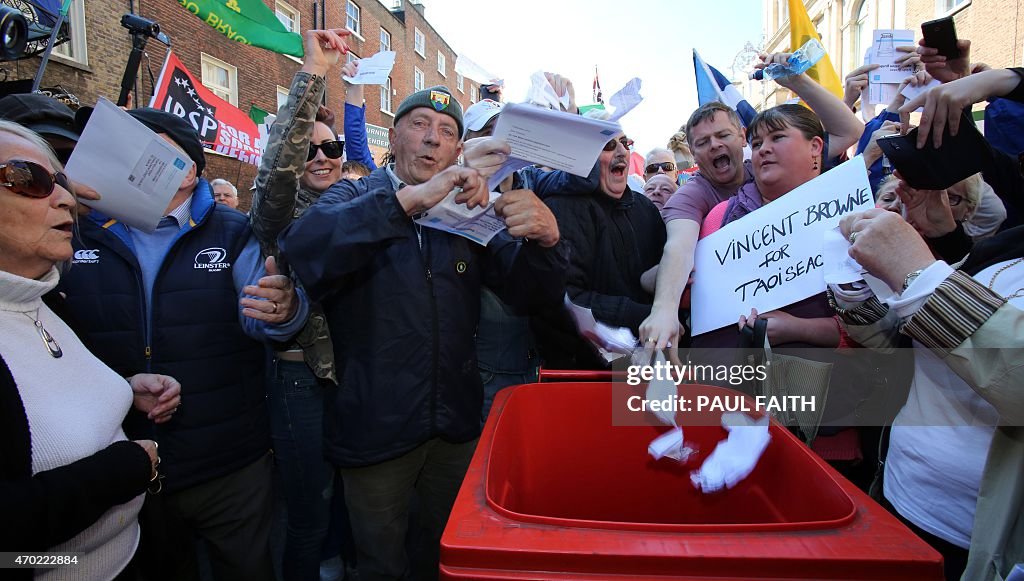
[0,120,178,579]
[833,66,1024,581]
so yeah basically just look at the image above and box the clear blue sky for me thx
[424,0,764,154]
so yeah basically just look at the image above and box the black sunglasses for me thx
[307,140,344,161]
[1,160,72,199]
[603,136,633,152]
[645,161,677,174]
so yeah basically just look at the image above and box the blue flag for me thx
[693,49,757,129]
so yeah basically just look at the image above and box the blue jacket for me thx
[58,182,289,493]
[280,167,568,467]
[344,102,377,171]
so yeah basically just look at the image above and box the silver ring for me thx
[848,231,858,245]
[646,337,656,343]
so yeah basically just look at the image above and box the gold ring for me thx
[271,301,279,314]
[849,232,858,245]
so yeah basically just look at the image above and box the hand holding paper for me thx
[487,102,622,190]
[342,51,396,85]
[64,98,190,233]
[493,189,559,247]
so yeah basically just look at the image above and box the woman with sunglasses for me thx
[0,120,180,579]
[247,28,357,581]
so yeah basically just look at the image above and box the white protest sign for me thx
[690,157,873,335]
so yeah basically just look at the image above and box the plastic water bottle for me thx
[751,38,827,81]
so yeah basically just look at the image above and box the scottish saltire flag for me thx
[692,49,757,128]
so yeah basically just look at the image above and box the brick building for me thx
[750,0,1024,111]
[2,0,478,210]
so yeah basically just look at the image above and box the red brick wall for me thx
[4,0,470,209]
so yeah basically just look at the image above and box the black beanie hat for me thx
[127,108,206,176]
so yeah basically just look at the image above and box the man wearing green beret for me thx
[281,86,568,580]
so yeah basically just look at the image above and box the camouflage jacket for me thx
[250,71,336,383]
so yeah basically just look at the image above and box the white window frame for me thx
[276,86,290,112]
[379,27,391,53]
[414,67,425,91]
[470,85,478,103]
[936,0,970,16]
[457,73,464,93]
[275,0,301,34]
[437,51,446,77]
[380,77,393,115]
[346,1,361,36]
[414,28,425,57]
[200,53,238,106]
[52,0,88,65]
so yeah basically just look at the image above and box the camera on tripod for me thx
[121,13,169,45]
[0,5,29,61]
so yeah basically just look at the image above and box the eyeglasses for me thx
[947,193,963,207]
[1,160,72,199]
[645,161,677,174]
[307,140,345,161]
[603,136,633,152]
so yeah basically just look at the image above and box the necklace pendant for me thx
[33,320,63,358]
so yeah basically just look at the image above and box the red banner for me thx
[149,51,263,166]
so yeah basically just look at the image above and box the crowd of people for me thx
[1,20,1022,581]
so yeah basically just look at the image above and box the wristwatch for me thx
[901,269,924,292]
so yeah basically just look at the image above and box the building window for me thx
[201,53,238,106]
[853,0,871,64]
[277,86,290,112]
[53,0,88,65]
[275,0,300,34]
[380,27,391,52]
[414,28,425,57]
[457,73,464,93]
[470,85,478,103]
[437,51,446,77]
[414,67,424,91]
[381,77,393,113]
[937,0,970,14]
[346,51,359,64]
[346,1,361,36]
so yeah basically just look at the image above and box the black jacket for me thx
[534,183,666,369]
[58,194,270,494]
[280,168,568,467]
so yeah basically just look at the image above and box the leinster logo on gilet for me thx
[194,247,231,272]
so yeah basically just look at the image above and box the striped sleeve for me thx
[900,270,1007,351]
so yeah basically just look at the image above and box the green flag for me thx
[178,0,304,57]
[248,104,270,124]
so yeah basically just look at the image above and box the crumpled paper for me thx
[690,412,771,493]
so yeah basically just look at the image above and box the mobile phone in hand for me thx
[921,16,960,59]
[876,111,988,190]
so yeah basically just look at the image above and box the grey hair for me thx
[947,173,982,217]
[209,178,237,196]
[0,120,73,276]
[0,120,64,171]
[645,147,674,164]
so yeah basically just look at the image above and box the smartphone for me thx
[921,16,960,59]
[479,83,501,102]
[876,111,989,190]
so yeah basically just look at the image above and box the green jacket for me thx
[250,71,335,383]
